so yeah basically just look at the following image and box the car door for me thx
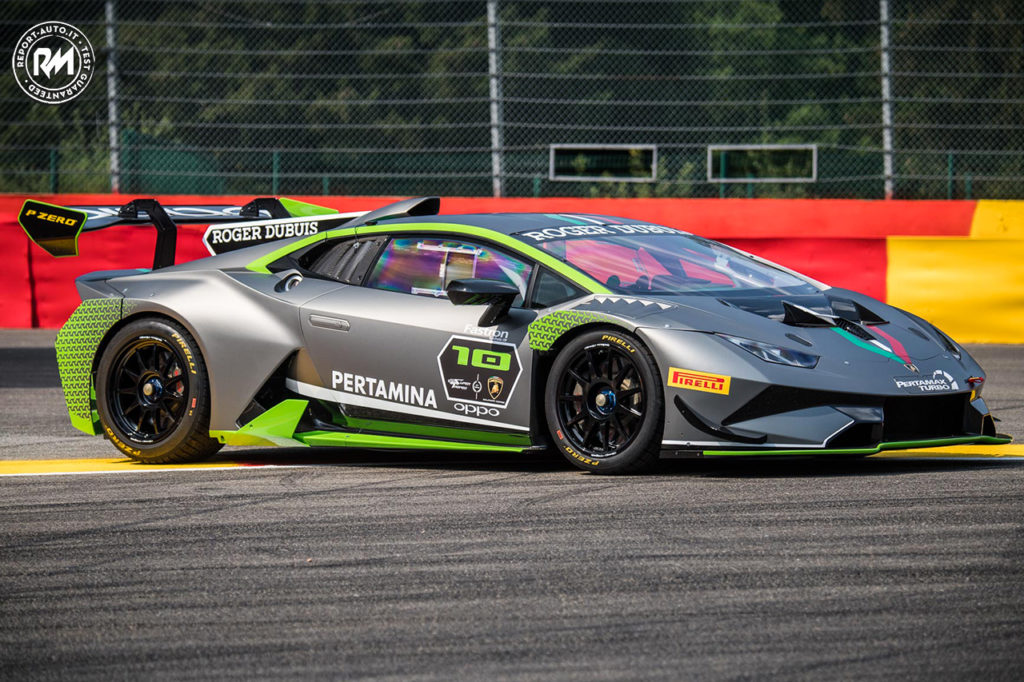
[296,233,539,435]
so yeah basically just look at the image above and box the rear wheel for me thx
[96,318,222,463]
[545,329,663,474]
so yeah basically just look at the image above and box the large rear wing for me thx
[18,195,439,269]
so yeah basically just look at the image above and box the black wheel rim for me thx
[555,342,646,457]
[108,336,189,444]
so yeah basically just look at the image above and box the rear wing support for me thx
[117,199,177,269]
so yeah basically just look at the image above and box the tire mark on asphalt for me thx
[0,467,474,554]
[518,482,619,509]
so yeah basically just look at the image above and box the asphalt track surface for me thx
[2,330,1022,680]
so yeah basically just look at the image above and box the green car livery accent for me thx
[295,431,526,452]
[55,297,132,434]
[211,399,311,447]
[831,327,906,365]
[528,310,622,352]
[337,416,533,446]
[276,197,339,218]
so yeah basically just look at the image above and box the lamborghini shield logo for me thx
[487,376,503,400]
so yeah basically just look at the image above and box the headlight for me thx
[718,334,819,369]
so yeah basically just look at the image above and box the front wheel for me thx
[95,318,222,463]
[545,329,663,474]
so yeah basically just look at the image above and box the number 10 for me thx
[451,344,511,372]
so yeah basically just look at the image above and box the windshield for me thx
[525,230,818,296]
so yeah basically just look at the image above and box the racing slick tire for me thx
[96,318,222,464]
[545,329,663,474]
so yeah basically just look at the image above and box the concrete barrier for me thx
[888,201,1024,343]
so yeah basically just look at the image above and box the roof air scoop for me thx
[781,301,838,327]
[341,196,440,227]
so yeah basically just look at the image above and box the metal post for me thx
[49,148,58,193]
[486,0,504,198]
[322,175,329,196]
[880,0,894,199]
[105,0,121,193]
[272,150,280,194]
[718,151,726,199]
[947,152,954,200]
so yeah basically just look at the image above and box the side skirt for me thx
[211,399,531,452]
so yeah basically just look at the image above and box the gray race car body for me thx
[28,196,1007,462]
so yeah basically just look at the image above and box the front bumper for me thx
[668,434,1012,458]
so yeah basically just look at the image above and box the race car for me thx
[19,195,1009,473]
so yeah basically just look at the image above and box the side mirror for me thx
[273,268,304,293]
[446,278,520,326]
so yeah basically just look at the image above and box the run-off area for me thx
[1,330,1023,678]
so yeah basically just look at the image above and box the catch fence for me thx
[3,0,1022,199]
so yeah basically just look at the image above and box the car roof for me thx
[374,212,638,236]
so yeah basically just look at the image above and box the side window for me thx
[530,268,587,308]
[365,236,534,303]
[306,236,386,284]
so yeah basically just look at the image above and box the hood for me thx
[572,287,971,371]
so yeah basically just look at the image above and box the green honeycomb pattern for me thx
[54,297,131,435]
[528,310,624,352]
